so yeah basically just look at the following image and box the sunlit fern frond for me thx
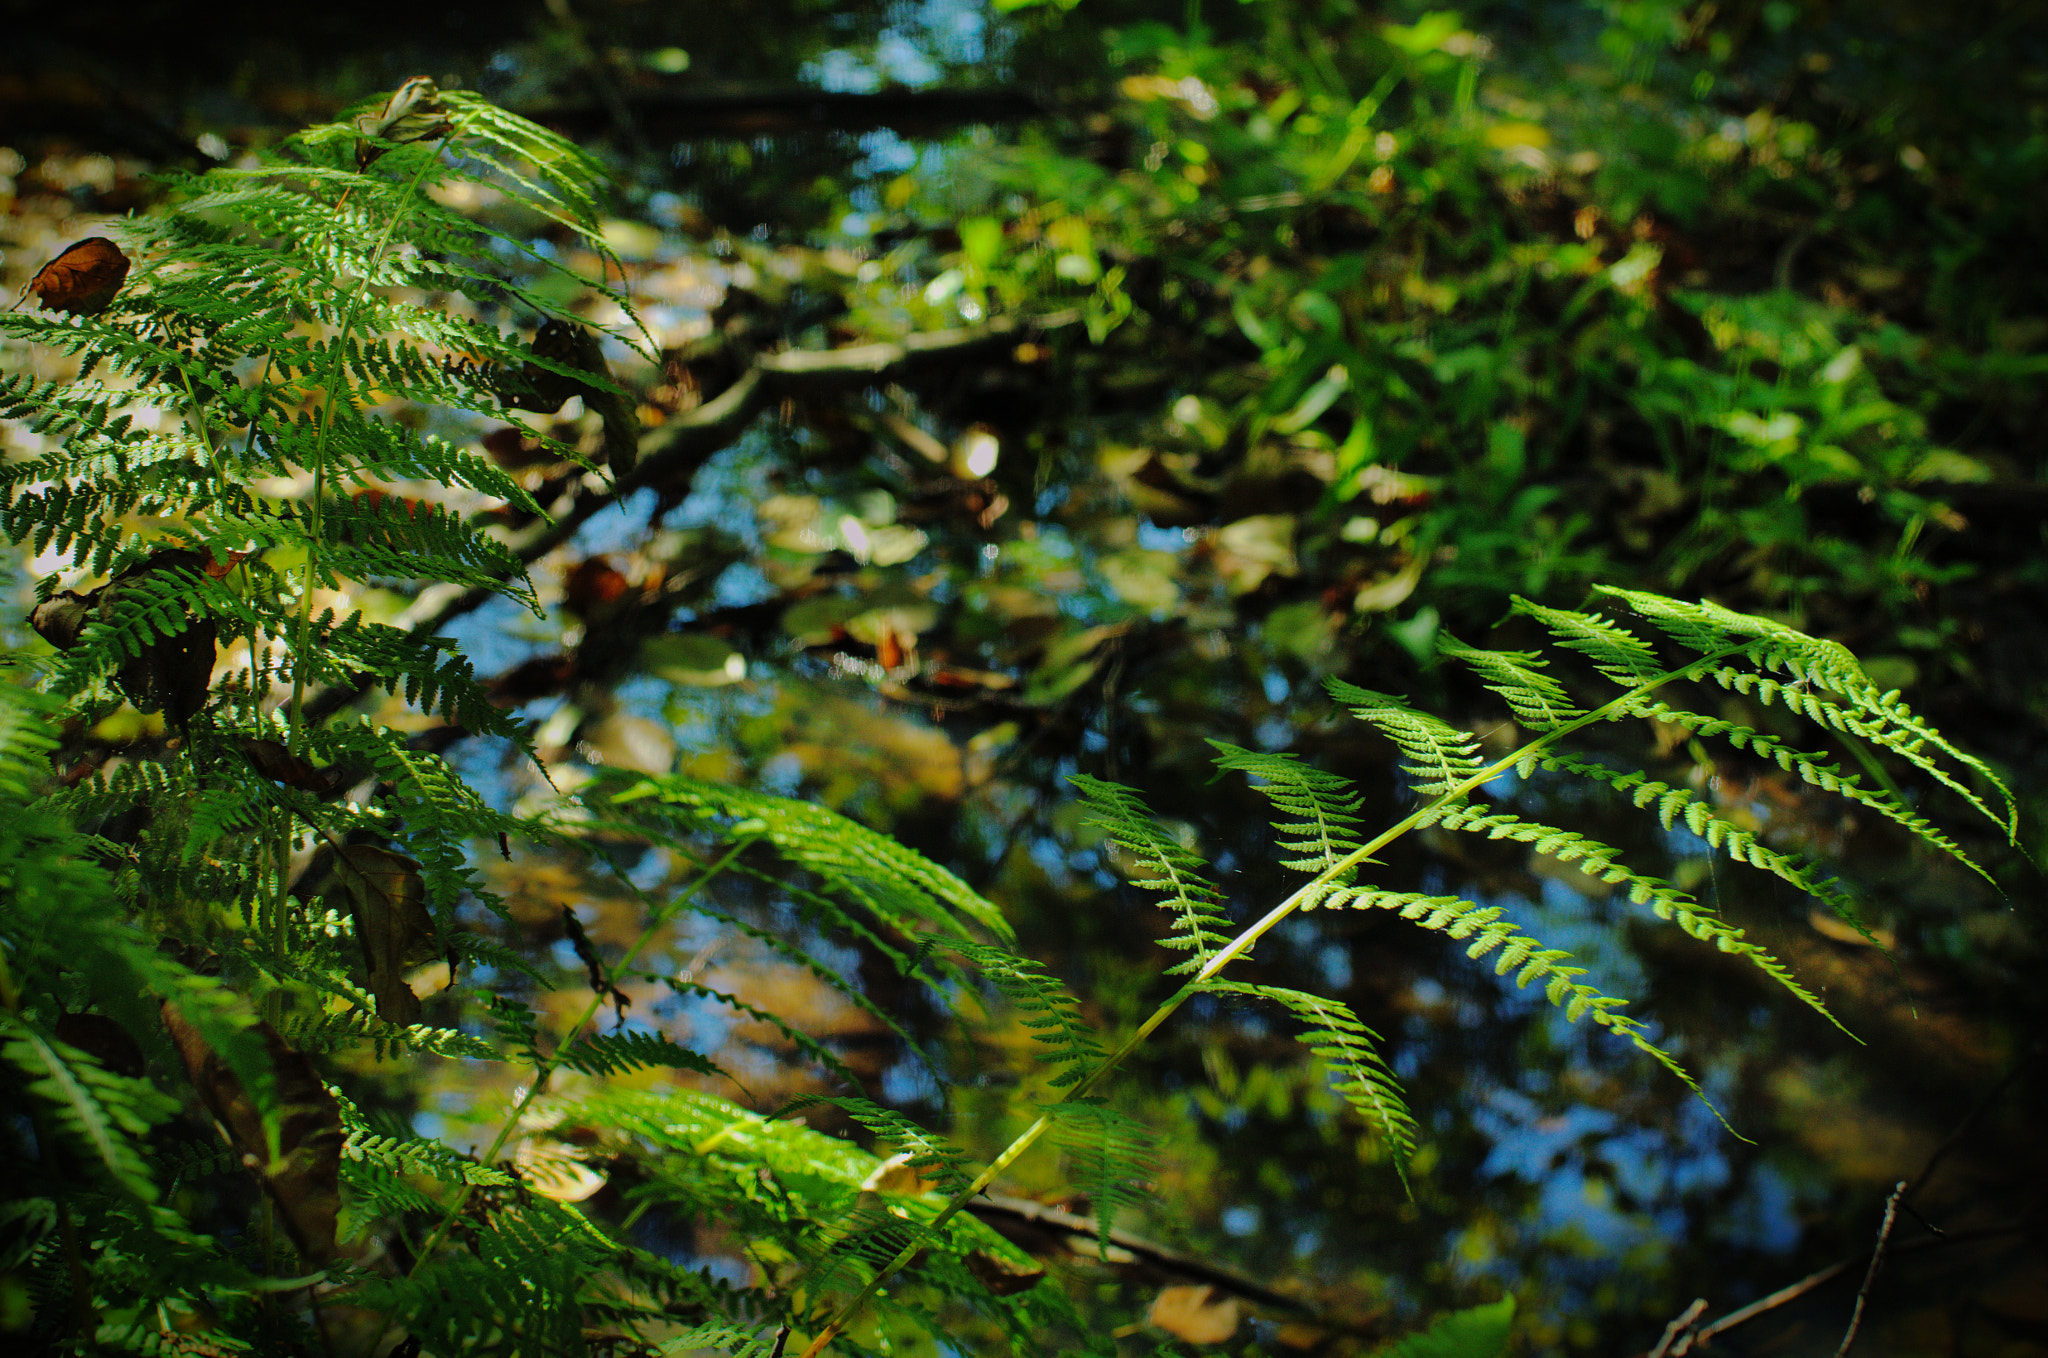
[1540,748,1888,951]
[1207,741,1366,884]
[1425,797,1848,1035]
[1509,595,1665,686]
[1438,632,1585,728]
[1206,980,1417,1184]
[1605,587,2018,843]
[609,774,1014,945]
[1324,678,1486,798]
[1069,773,1233,972]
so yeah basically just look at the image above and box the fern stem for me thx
[285,154,438,746]
[799,643,1751,1357]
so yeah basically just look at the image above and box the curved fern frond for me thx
[1509,595,1664,686]
[610,775,1014,945]
[953,939,1105,1087]
[1324,678,1485,798]
[1438,633,1585,728]
[1207,741,1367,883]
[1070,773,1233,971]
[779,1095,975,1195]
[1045,1099,1157,1249]
[557,1028,726,1080]
[1206,980,1417,1183]
[1426,794,1848,1034]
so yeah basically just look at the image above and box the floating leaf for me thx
[1147,1284,1240,1345]
[964,1248,1045,1296]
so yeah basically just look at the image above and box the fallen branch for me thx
[302,310,1082,726]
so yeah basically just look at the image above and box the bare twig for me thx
[1832,1181,1906,1358]
[1646,1297,1706,1358]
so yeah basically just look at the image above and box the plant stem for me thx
[797,645,1748,1357]
[285,153,438,748]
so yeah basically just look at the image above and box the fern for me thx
[1070,773,1235,970]
[0,77,2018,1358]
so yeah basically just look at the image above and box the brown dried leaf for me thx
[160,1005,344,1264]
[317,843,436,1025]
[27,236,130,316]
[28,551,217,723]
[239,738,351,798]
[354,76,453,170]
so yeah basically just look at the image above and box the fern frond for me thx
[1207,742,1367,883]
[557,1028,726,1080]
[1541,749,1885,944]
[1438,633,1585,729]
[779,1095,975,1194]
[1325,678,1486,798]
[953,939,1105,1087]
[0,1016,175,1201]
[1427,791,1850,1034]
[1601,587,2017,842]
[1046,1099,1156,1249]
[655,976,862,1089]
[278,1008,497,1061]
[610,774,1014,943]
[1509,595,1665,686]
[1205,981,1417,1181]
[1069,774,1234,971]
[1321,885,1715,1097]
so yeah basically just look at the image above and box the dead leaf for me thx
[26,236,130,316]
[310,843,437,1024]
[239,738,351,798]
[964,1249,1046,1296]
[561,906,630,1022]
[563,556,636,619]
[1148,1285,1241,1345]
[355,77,453,170]
[509,321,639,477]
[28,550,217,724]
[160,1005,344,1264]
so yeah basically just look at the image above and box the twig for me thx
[1832,1182,1905,1358]
[1646,1297,1706,1358]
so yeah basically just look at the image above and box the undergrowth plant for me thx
[0,85,2015,1358]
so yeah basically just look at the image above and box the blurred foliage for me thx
[3,0,2046,1353]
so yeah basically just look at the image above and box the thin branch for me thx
[1832,1182,1905,1358]
[968,1194,1316,1318]
[1646,1298,1706,1358]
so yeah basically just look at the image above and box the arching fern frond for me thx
[1205,981,1417,1184]
[1207,741,1367,883]
[610,774,1013,946]
[1070,773,1233,971]
[1324,679,1486,798]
